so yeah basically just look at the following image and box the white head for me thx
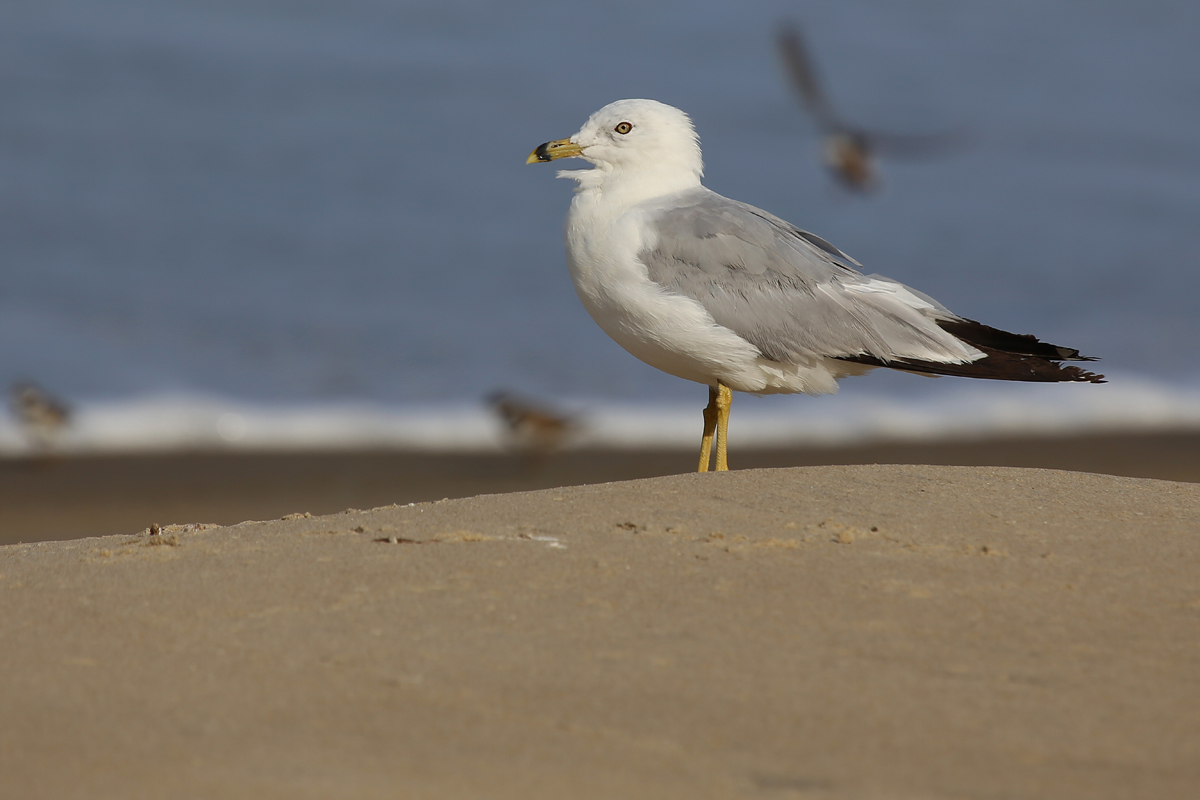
[527,99,704,193]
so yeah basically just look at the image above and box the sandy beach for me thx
[2,438,1200,800]
[2,444,1199,798]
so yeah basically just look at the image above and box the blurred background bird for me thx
[9,382,72,453]
[776,21,970,193]
[487,391,579,468]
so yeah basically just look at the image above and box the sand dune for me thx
[2,464,1198,798]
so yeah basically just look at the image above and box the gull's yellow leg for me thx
[697,385,719,472]
[714,382,732,472]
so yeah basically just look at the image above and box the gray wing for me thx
[639,187,973,365]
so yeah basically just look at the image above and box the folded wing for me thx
[638,187,1104,384]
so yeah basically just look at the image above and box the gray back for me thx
[639,187,966,364]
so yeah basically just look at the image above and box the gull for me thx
[777,22,968,192]
[526,99,1103,472]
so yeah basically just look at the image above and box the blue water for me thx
[3,0,1200,451]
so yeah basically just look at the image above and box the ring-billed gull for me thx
[527,99,1103,472]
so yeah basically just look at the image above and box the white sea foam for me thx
[582,375,1200,447]
[2,373,1197,457]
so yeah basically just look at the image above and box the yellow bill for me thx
[526,138,584,164]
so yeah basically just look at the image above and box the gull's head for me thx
[527,99,703,188]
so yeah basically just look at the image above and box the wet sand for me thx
[1,463,1198,799]
[1,429,1198,545]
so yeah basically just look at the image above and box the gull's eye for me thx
[614,122,633,135]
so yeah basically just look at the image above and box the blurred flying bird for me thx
[776,22,969,193]
[9,381,72,451]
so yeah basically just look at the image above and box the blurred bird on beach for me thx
[9,382,72,453]
[487,391,579,467]
[776,21,969,193]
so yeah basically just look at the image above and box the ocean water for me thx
[3,0,1200,453]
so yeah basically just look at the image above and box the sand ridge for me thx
[1,465,1198,799]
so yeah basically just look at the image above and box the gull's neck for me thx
[560,163,702,209]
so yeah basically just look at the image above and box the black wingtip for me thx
[1057,364,1107,384]
[834,317,1106,384]
[836,350,1105,384]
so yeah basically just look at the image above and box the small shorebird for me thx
[487,391,577,463]
[776,22,967,193]
[527,99,1103,472]
[10,381,72,451]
